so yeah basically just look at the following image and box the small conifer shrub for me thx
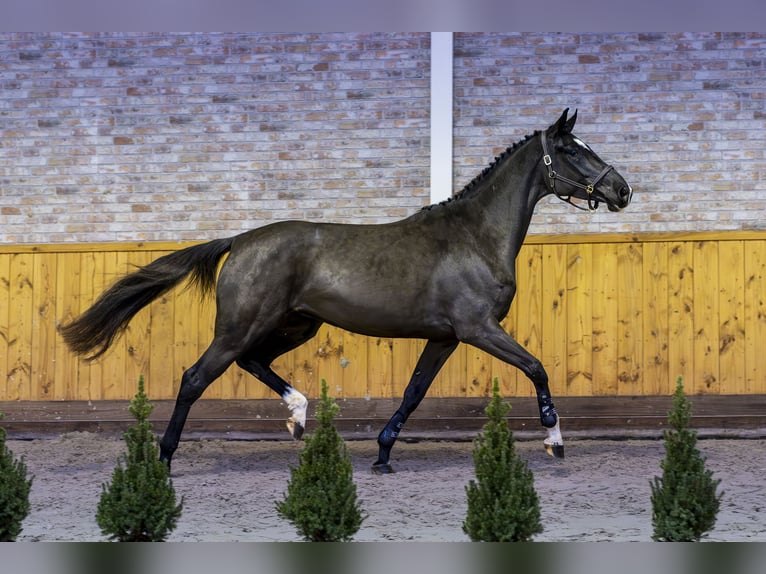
[463,378,542,542]
[96,375,183,541]
[650,376,723,541]
[276,379,365,541]
[0,413,33,541]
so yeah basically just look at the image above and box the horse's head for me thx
[541,109,632,212]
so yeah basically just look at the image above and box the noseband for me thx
[540,133,614,212]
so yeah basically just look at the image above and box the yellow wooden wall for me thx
[1,232,765,402]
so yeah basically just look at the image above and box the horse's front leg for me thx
[461,320,564,459]
[536,381,564,458]
[374,339,458,474]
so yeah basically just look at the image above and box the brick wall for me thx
[1,32,765,243]
[0,32,431,243]
[453,32,766,234]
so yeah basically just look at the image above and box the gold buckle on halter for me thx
[586,184,594,195]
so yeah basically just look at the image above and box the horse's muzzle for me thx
[608,185,633,212]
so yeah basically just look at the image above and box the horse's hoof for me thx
[159,454,172,473]
[544,442,565,459]
[287,419,304,440]
[371,462,395,475]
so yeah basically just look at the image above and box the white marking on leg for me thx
[543,420,564,456]
[283,387,307,439]
[543,419,563,446]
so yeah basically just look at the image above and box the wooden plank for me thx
[524,230,766,245]
[566,243,593,395]
[541,244,568,392]
[391,338,426,400]
[512,243,543,398]
[78,251,104,401]
[3,395,766,439]
[642,242,669,395]
[99,251,128,400]
[314,325,344,398]
[2,230,766,255]
[290,323,320,399]
[0,254,10,400]
[5,412,763,438]
[667,242,695,389]
[0,240,202,255]
[441,339,467,398]
[340,330,369,399]
[7,253,34,401]
[616,243,642,394]
[693,241,720,394]
[4,395,766,424]
[232,368,251,400]
[123,251,152,396]
[146,252,175,400]
[31,252,57,400]
[367,337,394,399]
[53,252,81,400]
[718,241,746,394]
[744,240,766,394]
[171,269,200,400]
[467,345,492,397]
[591,243,619,395]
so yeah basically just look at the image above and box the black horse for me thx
[61,109,632,473]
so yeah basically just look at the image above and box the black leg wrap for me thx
[159,447,173,472]
[538,395,558,428]
[159,434,176,456]
[378,418,403,449]
[373,411,405,473]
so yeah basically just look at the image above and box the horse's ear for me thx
[564,109,578,133]
[552,108,570,134]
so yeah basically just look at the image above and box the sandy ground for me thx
[8,433,766,542]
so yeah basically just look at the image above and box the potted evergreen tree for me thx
[0,413,33,541]
[463,378,542,542]
[276,379,365,541]
[96,375,183,541]
[650,376,723,541]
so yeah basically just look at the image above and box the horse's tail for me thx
[60,237,235,361]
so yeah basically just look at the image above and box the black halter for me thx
[540,132,614,212]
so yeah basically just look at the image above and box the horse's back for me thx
[218,216,461,338]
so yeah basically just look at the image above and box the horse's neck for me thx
[462,143,548,263]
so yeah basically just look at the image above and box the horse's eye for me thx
[557,145,579,158]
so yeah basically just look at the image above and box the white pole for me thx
[429,32,454,205]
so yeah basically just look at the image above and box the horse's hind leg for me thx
[236,357,308,439]
[159,339,240,467]
[236,315,322,439]
[373,338,458,474]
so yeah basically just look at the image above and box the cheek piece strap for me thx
[541,133,614,212]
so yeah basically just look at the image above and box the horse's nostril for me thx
[619,186,632,202]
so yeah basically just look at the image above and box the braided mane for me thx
[422,131,539,211]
